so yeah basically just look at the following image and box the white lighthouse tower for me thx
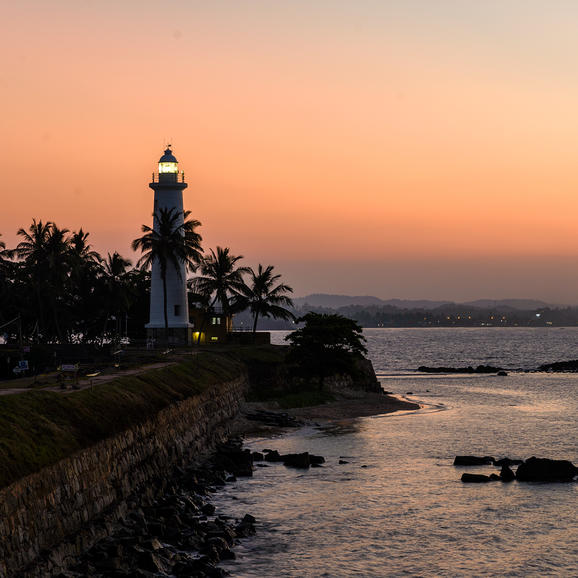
[145,147,192,345]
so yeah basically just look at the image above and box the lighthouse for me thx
[145,147,192,345]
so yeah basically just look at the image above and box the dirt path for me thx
[0,362,177,396]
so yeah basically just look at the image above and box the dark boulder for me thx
[454,455,495,466]
[497,371,508,376]
[500,465,515,482]
[283,452,310,469]
[516,457,578,482]
[461,473,492,483]
[310,454,325,465]
[494,457,523,467]
[264,450,283,462]
[251,451,264,461]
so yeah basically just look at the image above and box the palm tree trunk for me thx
[162,273,169,348]
[252,307,260,334]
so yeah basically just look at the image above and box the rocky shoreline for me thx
[54,439,257,578]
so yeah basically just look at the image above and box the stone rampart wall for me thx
[0,374,248,577]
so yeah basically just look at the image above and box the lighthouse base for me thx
[145,326,192,347]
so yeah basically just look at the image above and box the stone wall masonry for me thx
[0,373,248,577]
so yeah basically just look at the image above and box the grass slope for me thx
[0,353,244,489]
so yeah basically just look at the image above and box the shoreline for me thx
[232,392,421,436]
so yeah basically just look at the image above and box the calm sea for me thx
[213,328,578,577]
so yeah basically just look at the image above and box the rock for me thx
[494,457,523,467]
[500,465,515,482]
[137,551,168,573]
[236,514,256,537]
[251,451,264,461]
[310,454,325,465]
[264,450,283,462]
[201,503,215,516]
[537,359,578,372]
[489,473,501,481]
[497,370,508,376]
[418,365,504,374]
[516,457,578,482]
[461,473,492,483]
[453,456,495,466]
[282,453,310,469]
[338,460,349,465]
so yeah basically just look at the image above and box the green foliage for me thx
[0,353,243,489]
[285,312,367,385]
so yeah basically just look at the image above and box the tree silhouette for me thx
[240,264,295,333]
[132,207,202,344]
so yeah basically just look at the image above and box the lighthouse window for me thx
[211,317,221,325]
[174,305,181,316]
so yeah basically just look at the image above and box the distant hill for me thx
[294,294,560,311]
[462,299,553,311]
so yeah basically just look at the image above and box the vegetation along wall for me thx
[0,353,248,577]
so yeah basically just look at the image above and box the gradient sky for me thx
[2,1,578,302]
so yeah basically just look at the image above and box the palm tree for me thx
[191,247,249,314]
[189,246,249,343]
[15,220,71,341]
[132,207,203,344]
[240,264,295,333]
[100,252,133,342]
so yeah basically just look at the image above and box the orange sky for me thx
[1,1,577,302]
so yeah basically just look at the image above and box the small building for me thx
[188,307,233,344]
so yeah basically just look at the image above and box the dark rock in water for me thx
[537,359,578,372]
[418,365,504,374]
[516,457,578,482]
[497,371,508,376]
[283,452,310,469]
[494,457,523,467]
[214,440,253,477]
[489,473,501,481]
[264,450,283,462]
[251,451,264,461]
[310,454,325,465]
[236,514,257,537]
[500,465,516,482]
[461,473,492,483]
[454,455,495,466]
[339,460,349,465]
[406,391,413,395]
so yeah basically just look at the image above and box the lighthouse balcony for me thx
[151,172,186,184]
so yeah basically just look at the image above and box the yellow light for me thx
[159,161,178,173]
[211,337,219,341]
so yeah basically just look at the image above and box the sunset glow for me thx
[2,1,578,302]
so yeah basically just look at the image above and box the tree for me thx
[240,264,295,333]
[285,312,367,387]
[188,246,248,344]
[132,207,203,344]
[100,252,133,343]
[190,247,249,314]
[15,220,71,342]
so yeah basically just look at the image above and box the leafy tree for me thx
[285,312,367,387]
[239,264,295,333]
[132,207,203,344]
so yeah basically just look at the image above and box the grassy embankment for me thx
[0,352,244,490]
[0,344,342,490]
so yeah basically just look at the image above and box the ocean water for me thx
[213,328,578,577]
